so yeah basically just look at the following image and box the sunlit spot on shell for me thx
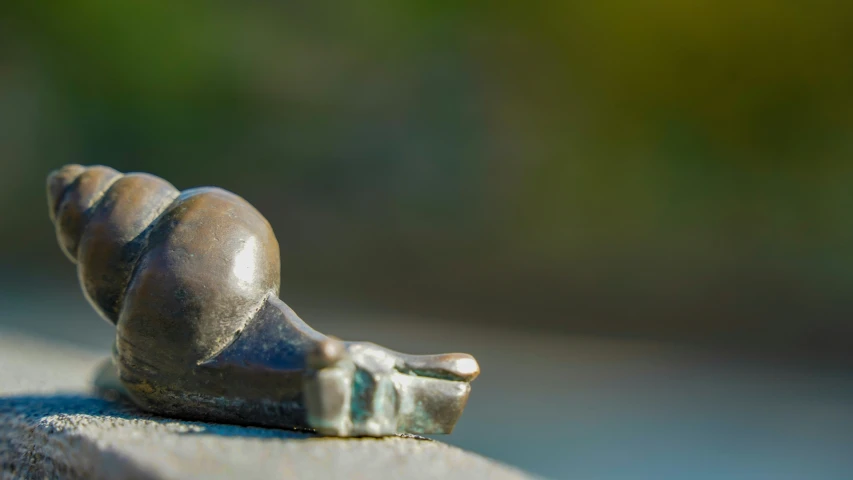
[233,236,258,286]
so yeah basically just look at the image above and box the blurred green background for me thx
[2,1,853,357]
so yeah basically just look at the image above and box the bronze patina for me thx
[47,164,479,436]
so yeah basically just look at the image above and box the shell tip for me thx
[47,164,86,222]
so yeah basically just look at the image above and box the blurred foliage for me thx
[1,1,853,349]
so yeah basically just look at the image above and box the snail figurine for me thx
[47,164,479,436]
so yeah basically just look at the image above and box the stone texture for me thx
[0,332,531,480]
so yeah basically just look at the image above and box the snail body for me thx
[47,165,478,436]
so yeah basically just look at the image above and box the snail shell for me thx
[48,164,279,365]
[47,164,479,436]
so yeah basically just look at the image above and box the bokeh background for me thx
[2,2,853,479]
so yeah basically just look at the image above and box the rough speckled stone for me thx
[0,333,531,480]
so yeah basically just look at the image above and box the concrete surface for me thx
[0,332,531,480]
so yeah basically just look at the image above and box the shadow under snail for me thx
[46,164,479,436]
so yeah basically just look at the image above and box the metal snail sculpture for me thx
[47,164,479,436]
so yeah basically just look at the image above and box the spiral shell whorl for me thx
[78,173,181,323]
[48,164,122,262]
[47,164,85,223]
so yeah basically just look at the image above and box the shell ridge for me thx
[85,170,124,213]
[115,188,182,321]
